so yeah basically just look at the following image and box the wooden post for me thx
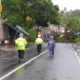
[0,0,3,40]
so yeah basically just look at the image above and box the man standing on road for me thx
[47,36,55,57]
[15,33,27,62]
[35,35,43,55]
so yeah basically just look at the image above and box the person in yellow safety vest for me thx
[35,35,43,55]
[15,33,27,63]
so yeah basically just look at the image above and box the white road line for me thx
[73,48,80,64]
[0,50,48,80]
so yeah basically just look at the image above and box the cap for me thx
[50,36,53,38]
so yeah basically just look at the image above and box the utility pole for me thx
[0,0,2,41]
[79,19,80,37]
[0,0,1,40]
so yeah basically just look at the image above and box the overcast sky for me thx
[52,0,80,11]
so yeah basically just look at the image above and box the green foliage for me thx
[67,17,79,32]
[2,0,61,28]
[66,10,80,19]
[68,34,76,43]
[55,33,64,42]
[28,29,37,42]
[60,9,80,32]
[75,38,80,45]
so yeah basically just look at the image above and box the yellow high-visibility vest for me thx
[15,38,27,50]
[35,38,43,45]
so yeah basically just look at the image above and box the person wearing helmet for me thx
[35,35,43,55]
[47,36,55,57]
[15,33,27,62]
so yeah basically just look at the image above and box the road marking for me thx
[73,48,80,64]
[0,50,48,80]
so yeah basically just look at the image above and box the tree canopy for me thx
[60,9,80,32]
[2,0,61,29]
[67,17,80,32]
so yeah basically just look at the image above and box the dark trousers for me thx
[37,44,42,54]
[18,50,24,59]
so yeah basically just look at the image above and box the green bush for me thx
[28,29,37,42]
[75,38,80,45]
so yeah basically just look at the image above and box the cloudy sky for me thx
[52,0,80,11]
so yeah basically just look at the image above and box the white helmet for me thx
[19,33,23,37]
[50,36,53,38]
[38,35,41,38]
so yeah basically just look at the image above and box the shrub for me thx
[75,38,80,45]
[28,29,37,42]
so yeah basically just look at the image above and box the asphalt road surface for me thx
[0,43,80,80]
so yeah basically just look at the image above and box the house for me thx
[0,24,30,45]
[53,27,65,33]
[50,25,65,33]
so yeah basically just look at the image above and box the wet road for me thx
[0,43,47,78]
[0,43,80,80]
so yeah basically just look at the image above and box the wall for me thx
[3,26,9,40]
[0,24,3,40]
